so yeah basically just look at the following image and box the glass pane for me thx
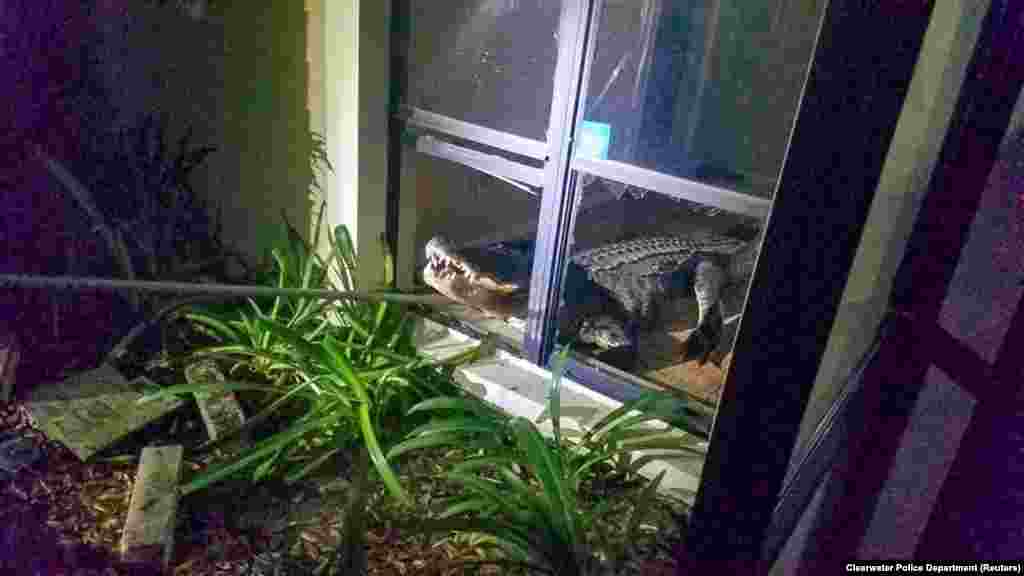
[938,92,1024,365]
[577,0,827,198]
[556,174,764,404]
[409,150,543,352]
[402,0,562,141]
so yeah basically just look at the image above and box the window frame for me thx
[795,3,1024,568]
[679,0,933,562]
[389,0,935,562]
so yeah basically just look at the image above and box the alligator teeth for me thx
[428,254,453,272]
[427,252,477,279]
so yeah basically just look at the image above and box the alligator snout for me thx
[424,236,521,293]
[425,236,478,281]
[422,236,528,319]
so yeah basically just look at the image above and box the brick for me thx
[0,433,41,480]
[185,360,246,443]
[121,445,183,573]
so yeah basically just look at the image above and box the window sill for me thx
[412,315,705,500]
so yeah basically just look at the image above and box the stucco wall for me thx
[94,1,314,266]
[214,1,313,263]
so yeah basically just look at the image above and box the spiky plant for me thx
[387,347,708,575]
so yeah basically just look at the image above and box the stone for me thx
[185,360,246,443]
[0,432,42,481]
[0,330,20,403]
[120,445,183,572]
[24,364,185,461]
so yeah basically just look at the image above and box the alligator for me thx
[422,225,762,368]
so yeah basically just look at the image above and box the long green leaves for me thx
[390,345,699,575]
[150,205,699,573]
[178,410,343,496]
[178,204,335,379]
[166,219,482,507]
[323,335,410,504]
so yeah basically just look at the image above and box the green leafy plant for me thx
[387,347,706,575]
[306,130,333,243]
[177,202,335,380]
[78,113,227,282]
[41,112,240,322]
[143,213,471,486]
[109,130,335,368]
[138,217,488,573]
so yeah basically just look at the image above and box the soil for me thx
[1,382,687,576]
[0,395,517,575]
[0,402,142,575]
[1,308,689,575]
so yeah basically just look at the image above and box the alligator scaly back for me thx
[565,227,760,366]
[573,232,749,273]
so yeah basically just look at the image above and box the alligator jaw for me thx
[424,237,521,293]
[423,236,525,318]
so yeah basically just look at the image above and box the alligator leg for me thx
[682,259,726,365]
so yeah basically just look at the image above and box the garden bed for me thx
[1,208,700,575]
[1,389,687,575]
[1,397,505,575]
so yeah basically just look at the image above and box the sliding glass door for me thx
[398,0,825,407]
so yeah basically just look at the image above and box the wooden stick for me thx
[0,274,450,306]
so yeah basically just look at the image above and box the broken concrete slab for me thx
[26,363,131,402]
[121,445,183,572]
[24,364,185,461]
[0,330,20,403]
[184,360,246,443]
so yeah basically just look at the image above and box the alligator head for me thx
[424,236,638,354]
[422,236,532,319]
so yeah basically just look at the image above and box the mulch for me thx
[0,402,143,575]
[1,313,689,576]
[0,397,532,576]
